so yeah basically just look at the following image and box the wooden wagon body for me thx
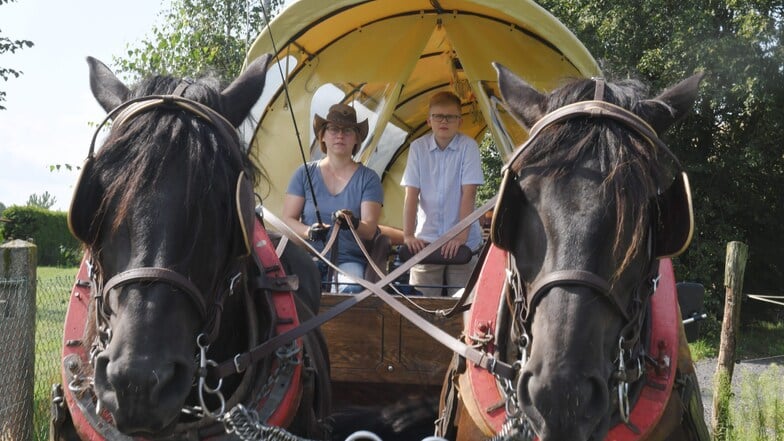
[242,0,600,403]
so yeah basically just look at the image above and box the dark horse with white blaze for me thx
[58,55,330,440]
[438,66,710,441]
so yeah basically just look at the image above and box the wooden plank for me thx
[319,293,462,385]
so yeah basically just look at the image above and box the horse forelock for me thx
[90,74,261,275]
[518,78,664,281]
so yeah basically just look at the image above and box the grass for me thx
[687,316,784,440]
[723,365,784,441]
[33,266,78,441]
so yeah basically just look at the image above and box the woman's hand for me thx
[307,223,330,241]
[332,209,360,230]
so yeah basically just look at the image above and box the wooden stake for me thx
[710,241,748,439]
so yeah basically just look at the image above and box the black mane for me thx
[516,77,674,275]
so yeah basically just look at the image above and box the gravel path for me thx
[694,355,784,425]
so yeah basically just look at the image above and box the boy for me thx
[401,91,484,296]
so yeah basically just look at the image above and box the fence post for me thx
[0,239,37,440]
[711,241,748,439]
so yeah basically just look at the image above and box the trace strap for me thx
[211,196,517,381]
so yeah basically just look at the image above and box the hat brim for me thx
[313,114,369,143]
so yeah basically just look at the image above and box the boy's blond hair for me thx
[429,91,462,110]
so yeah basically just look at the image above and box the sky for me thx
[0,0,164,211]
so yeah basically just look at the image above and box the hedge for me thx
[2,206,82,266]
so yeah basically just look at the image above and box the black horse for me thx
[59,55,329,440]
[439,67,709,441]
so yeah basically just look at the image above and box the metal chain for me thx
[223,404,311,441]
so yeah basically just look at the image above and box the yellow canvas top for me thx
[242,0,600,227]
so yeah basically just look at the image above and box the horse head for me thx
[68,55,271,434]
[491,65,702,440]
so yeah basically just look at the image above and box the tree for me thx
[0,0,34,110]
[27,191,56,210]
[477,132,503,205]
[538,0,784,319]
[114,0,285,83]
[0,201,6,216]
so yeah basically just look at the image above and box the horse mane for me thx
[517,77,672,277]
[92,74,263,250]
[82,73,264,351]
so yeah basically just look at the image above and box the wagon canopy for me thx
[242,0,600,228]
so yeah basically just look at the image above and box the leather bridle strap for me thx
[212,196,517,381]
[102,267,208,320]
[505,100,682,175]
[526,270,631,322]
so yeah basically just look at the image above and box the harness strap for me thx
[102,267,207,319]
[212,197,517,381]
[526,269,630,322]
[504,100,682,174]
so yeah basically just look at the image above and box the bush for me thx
[2,206,81,266]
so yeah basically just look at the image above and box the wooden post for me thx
[710,241,748,439]
[0,240,38,441]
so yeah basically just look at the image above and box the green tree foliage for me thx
[3,206,81,266]
[0,0,34,110]
[538,0,784,318]
[477,132,504,205]
[26,191,57,210]
[114,0,284,82]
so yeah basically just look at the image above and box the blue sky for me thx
[0,0,163,210]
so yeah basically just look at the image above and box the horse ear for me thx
[635,72,705,134]
[494,62,547,130]
[87,56,130,113]
[220,54,273,127]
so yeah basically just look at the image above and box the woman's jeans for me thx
[317,260,366,293]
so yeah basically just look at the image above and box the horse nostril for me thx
[582,375,610,420]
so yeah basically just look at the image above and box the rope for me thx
[747,294,784,307]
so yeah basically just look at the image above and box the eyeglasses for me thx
[430,113,461,123]
[325,125,357,136]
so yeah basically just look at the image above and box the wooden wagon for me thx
[240,0,601,407]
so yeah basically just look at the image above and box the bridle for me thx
[492,79,686,428]
[72,83,259,419]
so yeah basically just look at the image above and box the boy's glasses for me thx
[430,113,461,123]
[325,125,357,136]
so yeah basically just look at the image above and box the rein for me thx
[211,197,519,382]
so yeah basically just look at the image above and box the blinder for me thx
[489,99,694,259]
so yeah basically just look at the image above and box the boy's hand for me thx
[441,238,466,259]
[404,235,427,254]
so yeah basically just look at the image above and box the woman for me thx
[283,103,383,293]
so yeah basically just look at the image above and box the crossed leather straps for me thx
[209,196,516,382]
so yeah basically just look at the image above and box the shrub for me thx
[2,206,81,266]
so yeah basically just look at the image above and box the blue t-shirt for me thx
[287,162,384,264]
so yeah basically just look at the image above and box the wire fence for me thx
[0,277,35,440]
[0,273,71,441]
[33,275,71,441]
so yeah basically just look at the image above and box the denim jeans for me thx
[317,260,366,293]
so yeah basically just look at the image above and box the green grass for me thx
[33,266,78,441]
[724,365,784,441]
[688,316,784,362]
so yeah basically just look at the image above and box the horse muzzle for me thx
[93,350,195,434]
